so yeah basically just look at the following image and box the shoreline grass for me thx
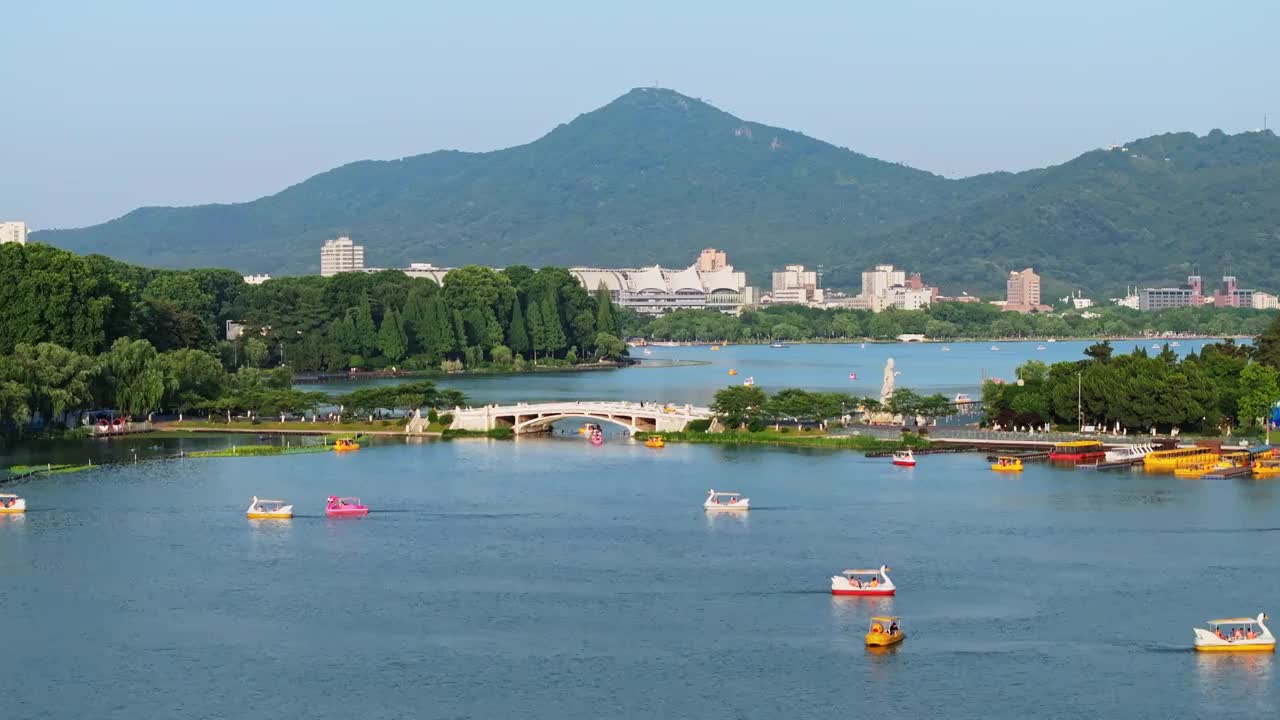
[187,444,331,458]
[642,430,928,452]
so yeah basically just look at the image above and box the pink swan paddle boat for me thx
[325,495,369,517]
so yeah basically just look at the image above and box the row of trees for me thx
[709,385,956,430]
[0,244,632,373]
[0,338,467,435]
[983,324,1280,433]
[639,302,1277,343]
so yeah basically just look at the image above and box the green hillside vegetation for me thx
[38,88,1015,281]
[39,89,1280,295]
[824,130,1280,296]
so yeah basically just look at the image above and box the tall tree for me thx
[353,293,378,355]
[378,307,408,362]
[1257,314,1280,371]
[102,338,167,416]
[507,298,531,357]
[594,282,617,337]
[0,343,98,428]
[527,300,547,360]
[541,296,567,356]
[401,287,432,354]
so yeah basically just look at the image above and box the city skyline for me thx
[6,1,1278,229]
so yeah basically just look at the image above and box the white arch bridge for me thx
[450,401,712,436]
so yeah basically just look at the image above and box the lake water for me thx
[3,437,1278,719]
[306,339,1228,406]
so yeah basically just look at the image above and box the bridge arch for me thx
[514,412,654,436]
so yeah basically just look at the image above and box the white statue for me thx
[880,358,898,404]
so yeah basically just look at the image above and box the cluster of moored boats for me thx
[885,442,1279,651]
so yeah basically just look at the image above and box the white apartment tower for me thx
[861,264,906,298]
[320,236,365,277]
[0,221,29,245]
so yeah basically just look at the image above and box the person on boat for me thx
[1247,628,1258,640]
[869,577,879,588]
[1232,627,1245,640]
[889,622,899,635]
[1215,627,1226,640]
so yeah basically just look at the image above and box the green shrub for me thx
[438,412,454,427]
[686,418,712,433]
[746,419,767,433]
[427,408,439,423]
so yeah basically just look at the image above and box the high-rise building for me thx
[1253,292,1279,310]
[861,265,906,298]
[769,265,822,305]
[0,221,28,245]
[695,248,728,272]
[1006,268,1041,308]
[1213,275,1257,308]
[320,236,365,277]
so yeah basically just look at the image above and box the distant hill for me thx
[824,129,1280,296]
[36,88,1013,278]
[37,89,1280,296]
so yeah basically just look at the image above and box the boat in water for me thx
[891,449,916,467]
[644,435,665,448]
[831,566,896,596]
[0,493,26,514]
[941,346,950,352]
[1194,613,1274,652]
[865,616,905,648]
[1037,345,1047,351]
[704,489,749,512]
[953,393,972,404]
[991,456,1024,472]
[1048,440,1106,463]
[1104,444,1154,463]
[246,496,293,519]
[1144,446,1218,472]
[742,377,755,387]
[333,438,360,452]
[710,345,720,351]
[990,345,1000,351]
[325,496,368,517]
[1254,459,1280,478]
[589,429,603,447]
[770,342,786,349]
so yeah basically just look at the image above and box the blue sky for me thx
[5,0,1277,229]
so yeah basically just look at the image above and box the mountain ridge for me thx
[36,88,1280,295]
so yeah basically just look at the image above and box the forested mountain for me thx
[823,129,1280,296]
[37,89,1280,295]
[37,88,1012,278]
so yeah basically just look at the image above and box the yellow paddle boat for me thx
[333,438,360,452]
[991,456,1023,472]
[728,369,738,376]
[865,616,905,648]
[645,435,665,449]
[711,345,720,351]
[0,493,26,514]
[1194,613,1274,653]
[1254,460,1280,478]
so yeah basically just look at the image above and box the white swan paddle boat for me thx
[1104,443,1154,464]
[246,496,293,519]
[891,449,916,467]
[704,489,749,512]
[1194,613,1274,652]
[0,494,26,514]
[831,565,896,596]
